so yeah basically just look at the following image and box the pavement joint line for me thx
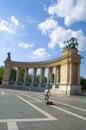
[51,100,86,112]
[17,95,57,121]
[51,105,86,121]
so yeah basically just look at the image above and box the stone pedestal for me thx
[51,84,81,95]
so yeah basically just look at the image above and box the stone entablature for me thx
[2,48,82,95]
[11,58,61,68]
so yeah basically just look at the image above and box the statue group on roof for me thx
[63,37,79,50]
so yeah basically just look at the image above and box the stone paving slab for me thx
[0,88,86,130]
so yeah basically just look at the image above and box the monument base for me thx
[51,84,81,96]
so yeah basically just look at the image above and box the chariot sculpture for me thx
[63,37,79,49]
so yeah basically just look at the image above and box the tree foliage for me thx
[80,77,86,90]
[0,66,4,84]
[11,67,17,81]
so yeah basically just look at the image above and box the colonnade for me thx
[2,48,82,95]
[6,66,60,85]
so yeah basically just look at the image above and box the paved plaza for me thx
[0,88,86,130]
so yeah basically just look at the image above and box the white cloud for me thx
[38,0,86,51]
[11,16,19,26]
[48,0,86,26]
[0,16,19,34]
[18,43,34,48]
[38,18,58,35]
[33,48,51,58]
[38,18,86,51]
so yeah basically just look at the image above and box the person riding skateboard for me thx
[44,88,50,101]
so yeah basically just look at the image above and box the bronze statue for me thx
[63,37,79,49]
[7,52,11,59]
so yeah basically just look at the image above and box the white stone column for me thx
[69,63,72,84]
[24,68,28,83]
[47,67,52,84]
[69,63,80,85]
[54,66,60,84]
[32,68,37,84]
[40,68,45,84]
[77,63,80,84]
[16,67,20,82]
[54,67,57,84]
[2,61,12,82]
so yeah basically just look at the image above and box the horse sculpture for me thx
[63,37,79,49]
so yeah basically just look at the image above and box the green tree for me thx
[19,68,25,82]
[10,67,25,82]
[43,76,47,83]
[0,66,4,84]
[11,67,17,81]
[27,74,32,83]
[35,74,40,83]
[80,77,86,91]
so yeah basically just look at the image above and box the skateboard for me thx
[42,100,53,105]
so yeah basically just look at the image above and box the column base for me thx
[2,80,9,85]
[51,84,81,96]
[1,80,9,88]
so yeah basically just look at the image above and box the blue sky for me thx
[0,0,86,78]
